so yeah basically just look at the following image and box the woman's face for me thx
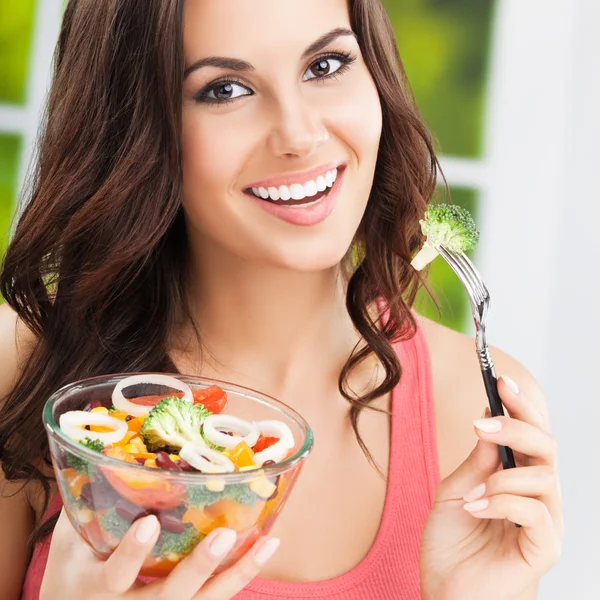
[181,0,382,271]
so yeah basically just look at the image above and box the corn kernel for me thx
[205,478,226,493]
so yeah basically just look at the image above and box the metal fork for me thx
[437,245,517,474]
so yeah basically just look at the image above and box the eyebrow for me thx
[183,27,357,79]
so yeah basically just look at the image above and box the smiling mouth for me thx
[243,167,342,207]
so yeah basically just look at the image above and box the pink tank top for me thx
[22,324,440,599]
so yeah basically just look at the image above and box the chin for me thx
[261,235,355,273]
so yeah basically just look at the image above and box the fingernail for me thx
[254,537,280,565]
[463,483,487,503]
[501,376,519,396]
[473,418,502,433]
[464,498,489,512]
[209,529,237,558]
[135,515,159,544]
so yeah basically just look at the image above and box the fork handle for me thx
[481,368,517,470]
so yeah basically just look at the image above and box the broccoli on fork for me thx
[411,203,480,271]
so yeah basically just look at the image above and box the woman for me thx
[0,0,562,598]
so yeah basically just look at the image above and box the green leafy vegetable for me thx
[66,438,105,476]
[140,396,211,452]
[100,508,130,539]
[152,524,204,558]
[187,483,258,509]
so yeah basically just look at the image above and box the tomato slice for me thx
[129,392,184,406]
[102,467,186,509]
[252,435,279,453]
[192,386,227,414]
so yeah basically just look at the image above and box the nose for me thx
[266,96,329,159]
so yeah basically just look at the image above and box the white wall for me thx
[480,1,599,598]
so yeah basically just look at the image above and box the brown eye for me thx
[310,60,331,78]
[303,55,349,82]
[197,80,253,104]
[215,84,234,99]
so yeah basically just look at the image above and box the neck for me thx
[174,243,362,400]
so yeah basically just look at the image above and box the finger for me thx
[149,528,237,600]
[463,465,562,527]
[435,431,501,502]
[463,494,561,570]
[196,536,280,599]
[472,416,557,467]
[498,375,547,431]
[100,514,161,594]
[49,508,85,549]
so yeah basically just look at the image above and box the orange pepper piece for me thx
[62,468,91,499]
[205,498,264,532]
[228,442,255,469]
[182,506,226,535]
[127,416,145,433]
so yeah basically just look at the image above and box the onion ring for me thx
[253,420,295,466]
[60,410,128,444]
[111,374,193,417]
[179,443,235,474]
[202,415,260,450]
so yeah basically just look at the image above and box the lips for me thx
[245,164,347,227]
[246,167,339,205]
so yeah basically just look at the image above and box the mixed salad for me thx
[55,375,296,574]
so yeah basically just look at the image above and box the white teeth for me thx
[290,184,305,200]
[250,167,339,200]
[303,180,318,197]
[278,185,291,201]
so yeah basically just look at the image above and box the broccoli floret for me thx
[66,438,105,476]
[140,396,211,452]
[100,507,130,539]
[411,203,480,271]
[152,524,204,558]
[187,483,258,509]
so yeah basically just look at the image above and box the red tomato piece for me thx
[129,392,184,406]
[252,435,279,453]
[192,385,227,414]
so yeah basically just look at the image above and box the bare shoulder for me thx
[417,314,549,478]
[0,302,38,401]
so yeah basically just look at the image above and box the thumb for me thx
[436,428,501,502]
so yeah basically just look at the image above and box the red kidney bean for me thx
[154,451,182,471]
[115,499,149,523]
[134,457,146,465]
[176,459,191,471]
[157,512,186,533]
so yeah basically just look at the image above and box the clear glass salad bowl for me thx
[43,373,313,578]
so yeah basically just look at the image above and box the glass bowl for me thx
[43,373,313,578]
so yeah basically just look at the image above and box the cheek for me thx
[329,70,382,169]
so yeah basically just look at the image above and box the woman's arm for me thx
[0,303,39,599]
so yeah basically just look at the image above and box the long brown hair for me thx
[0,0,438,543]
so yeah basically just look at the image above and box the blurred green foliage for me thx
[0,1,494,331]
[0,0,36,104]
[384,0,495,158]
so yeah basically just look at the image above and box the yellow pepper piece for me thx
[90,406,109,415]
[228,441,255,469]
